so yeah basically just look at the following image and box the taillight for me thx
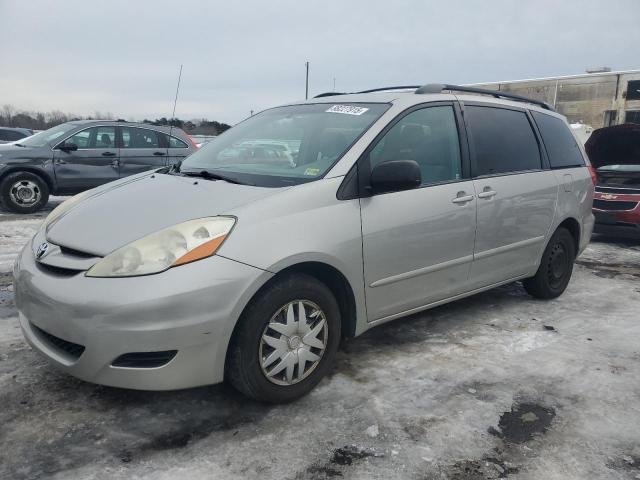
[187,135,199,149]
[588,164,598,185]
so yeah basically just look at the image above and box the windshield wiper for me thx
[13,143,26,147]
[182,169,246,185]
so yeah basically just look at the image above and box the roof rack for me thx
[415,83,554,111]
[313,83,554,111]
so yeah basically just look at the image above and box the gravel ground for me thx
[1,202,639,480]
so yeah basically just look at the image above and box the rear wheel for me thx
[226,273,341,403]
[0,171,50,214]
[523,227,576,299]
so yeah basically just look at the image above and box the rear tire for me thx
[523,227,576,299]
[226,273,341,403]
[0,171,50,214]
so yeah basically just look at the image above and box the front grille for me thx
[35,262,81,277]
[593,199,638,211]
[59,246,97,259]
[111,350,178,368]
[32,324,85,359]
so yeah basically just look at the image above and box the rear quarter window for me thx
[532,111,585,168]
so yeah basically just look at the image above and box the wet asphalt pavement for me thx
[1,203,640,479]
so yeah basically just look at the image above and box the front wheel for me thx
[0,171,50,214]
[226,273,341,403]
[523,227,576,299]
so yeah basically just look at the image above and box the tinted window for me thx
[466,106,541,176]
[122,127,160,148]
[67,126,116,149]
[626,111,640,124]
[369,106,462,185]
[628,80,640,101]
[0,129,26,141]
[532,111,585,168]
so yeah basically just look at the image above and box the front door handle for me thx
[153,151,166,156]
[102,151,116,157]
[477,189,497,199]
[452,193,474,204]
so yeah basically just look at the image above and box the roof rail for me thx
[415,83,554,111]
[356,85,422,94]
[314,91,345,98]
[314,85,421,98]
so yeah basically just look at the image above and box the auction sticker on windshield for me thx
[326,105,369,115]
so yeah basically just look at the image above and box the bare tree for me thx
[2,104,16,126]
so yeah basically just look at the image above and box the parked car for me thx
[0,120,197,213]
[0,127,32,144]
[14,84,594,402]
[586,124,640,237]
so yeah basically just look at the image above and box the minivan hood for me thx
[586,124,640,169]
[46,173,279,256]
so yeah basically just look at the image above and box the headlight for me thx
[45,190,92,229]
[86,217,235,278]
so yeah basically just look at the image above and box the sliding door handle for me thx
[477,190,497,199]
[452,194,474,204]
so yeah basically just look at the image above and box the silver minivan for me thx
[13,84,595,402]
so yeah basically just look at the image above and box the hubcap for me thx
[9,180,41,205]
[259,300,328,386]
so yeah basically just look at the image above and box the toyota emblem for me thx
[36,242,49,259]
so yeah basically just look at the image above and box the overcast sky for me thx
[1,0,639,124]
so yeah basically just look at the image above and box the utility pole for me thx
[305,61,309,99]
[250,109,254,117]
[333,77,336,91]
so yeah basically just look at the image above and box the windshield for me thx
[180,103,389,187]
[17,123,78,148]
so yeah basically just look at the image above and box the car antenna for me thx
[168,64,183,171]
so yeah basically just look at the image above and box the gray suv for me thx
[0,120,196,213]
[13,84,595,402]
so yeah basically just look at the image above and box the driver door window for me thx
[67,127,116,149]
[370,106,462,185]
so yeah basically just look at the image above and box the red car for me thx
[586,124,640,237]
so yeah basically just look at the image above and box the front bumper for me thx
[13,240,272,390]
[593,209,640,238]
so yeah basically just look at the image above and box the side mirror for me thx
[369,160,421,194]
[58,142,78,152]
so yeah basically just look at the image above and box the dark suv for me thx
[0,120,197,213]
[0,127,32,144]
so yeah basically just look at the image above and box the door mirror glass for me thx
[370,160,421,194]
[58,142,78,152]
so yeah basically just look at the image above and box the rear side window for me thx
[532,111,585,168]
[466,106,541,176]
[160,133,189,148]
[122,127,160,148]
